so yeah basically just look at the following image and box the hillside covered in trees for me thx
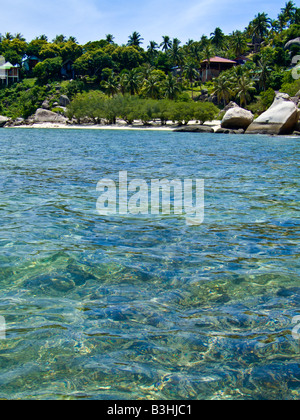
[0,1,299,124]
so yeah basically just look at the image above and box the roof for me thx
[0,62,15,70]
[202,56,237,64]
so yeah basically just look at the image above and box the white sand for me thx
[8,120,222,131]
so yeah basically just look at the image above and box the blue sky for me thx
[0,0,289,46]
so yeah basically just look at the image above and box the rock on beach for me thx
[246,93,300,135]
[34,108,67,124]
[221,105,254,130]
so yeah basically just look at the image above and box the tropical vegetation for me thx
[0,1,299,123]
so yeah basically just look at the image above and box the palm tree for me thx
[281,1,297,23]
[269,20,281,36]
[147,41,159,63]
[168,39,183,69]
[68,36,78,43]
[160,36,172,52]
[234,74,256,107]
[249,13,271,50]
[102,74,119,97]
[256,58,272,91]
[142,74,162,99]
[189,42,202,62]
[37,34,48,41]
[14,33,26,41]
[122,69,142,95]
[172,38,181,49]
[200,35,209,48]
[277,12,288,31]
[183,61,199,98]
[163,73,181,100]
[53,34,67,44]
[139,63,154,80]
[128,31,144,47]
[230,31,248,57]
[210,27,225,50]
[4,32,13,40]
[106,34,115,44]
[290,8,300,24]
[212,75,233,106]
[202,44,214,82]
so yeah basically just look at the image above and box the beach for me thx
[7,120,223,131]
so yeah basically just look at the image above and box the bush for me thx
[66,91,219,125]
[280,79,300,97]
[33,57,63,83]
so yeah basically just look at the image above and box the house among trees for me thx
[0,56,20,85]
[61,59,75,79]
[22,55,41,74]
[200,56,237,82]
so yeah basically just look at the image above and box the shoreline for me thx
[3,120,222,131]
[3,121,300,137]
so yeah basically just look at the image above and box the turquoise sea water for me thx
[0,128,299,400]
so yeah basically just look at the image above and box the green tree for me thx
[141,73,162,99]
[147,41,159,63]
[61,41,83,62]
[210,27,225,49]
[256,58,273,91]
[249,12,272,49]
[168,39,183,68]
[183,60,199,98]
[106,34,115,44]
[40,43,62,59]
[280,1,297,25]
[234,74,256,107]
[128,31,144,47]
[3,50,22,66]
[33,56,63,82]
[160,36,172,52]
[212,75,233,106]
[122,69,142,95]
[163,73,181,100]
[230,31,248,56]
[202,44,215,82]
[52,34,67,44]
[26,38,48,57]
[101,73,119,96]
[111,46,145,71]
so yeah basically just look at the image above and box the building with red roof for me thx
[200,56,237,83]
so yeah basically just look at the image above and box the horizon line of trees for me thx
[0,1,299,121]
[0,1,298,73]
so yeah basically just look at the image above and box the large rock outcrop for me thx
[34,108,67,124]
[59,95,70,107]
[246,93,300,135]
[284,37,300,50]
[221,105,254,130]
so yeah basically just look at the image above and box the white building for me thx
[0,56,20,85]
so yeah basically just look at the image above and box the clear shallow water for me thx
[0,128,299,400]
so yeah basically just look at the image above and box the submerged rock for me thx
[221,106,254,130]
[215,127,245,134]
[173,125,214,133]
[246,93,300,135]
